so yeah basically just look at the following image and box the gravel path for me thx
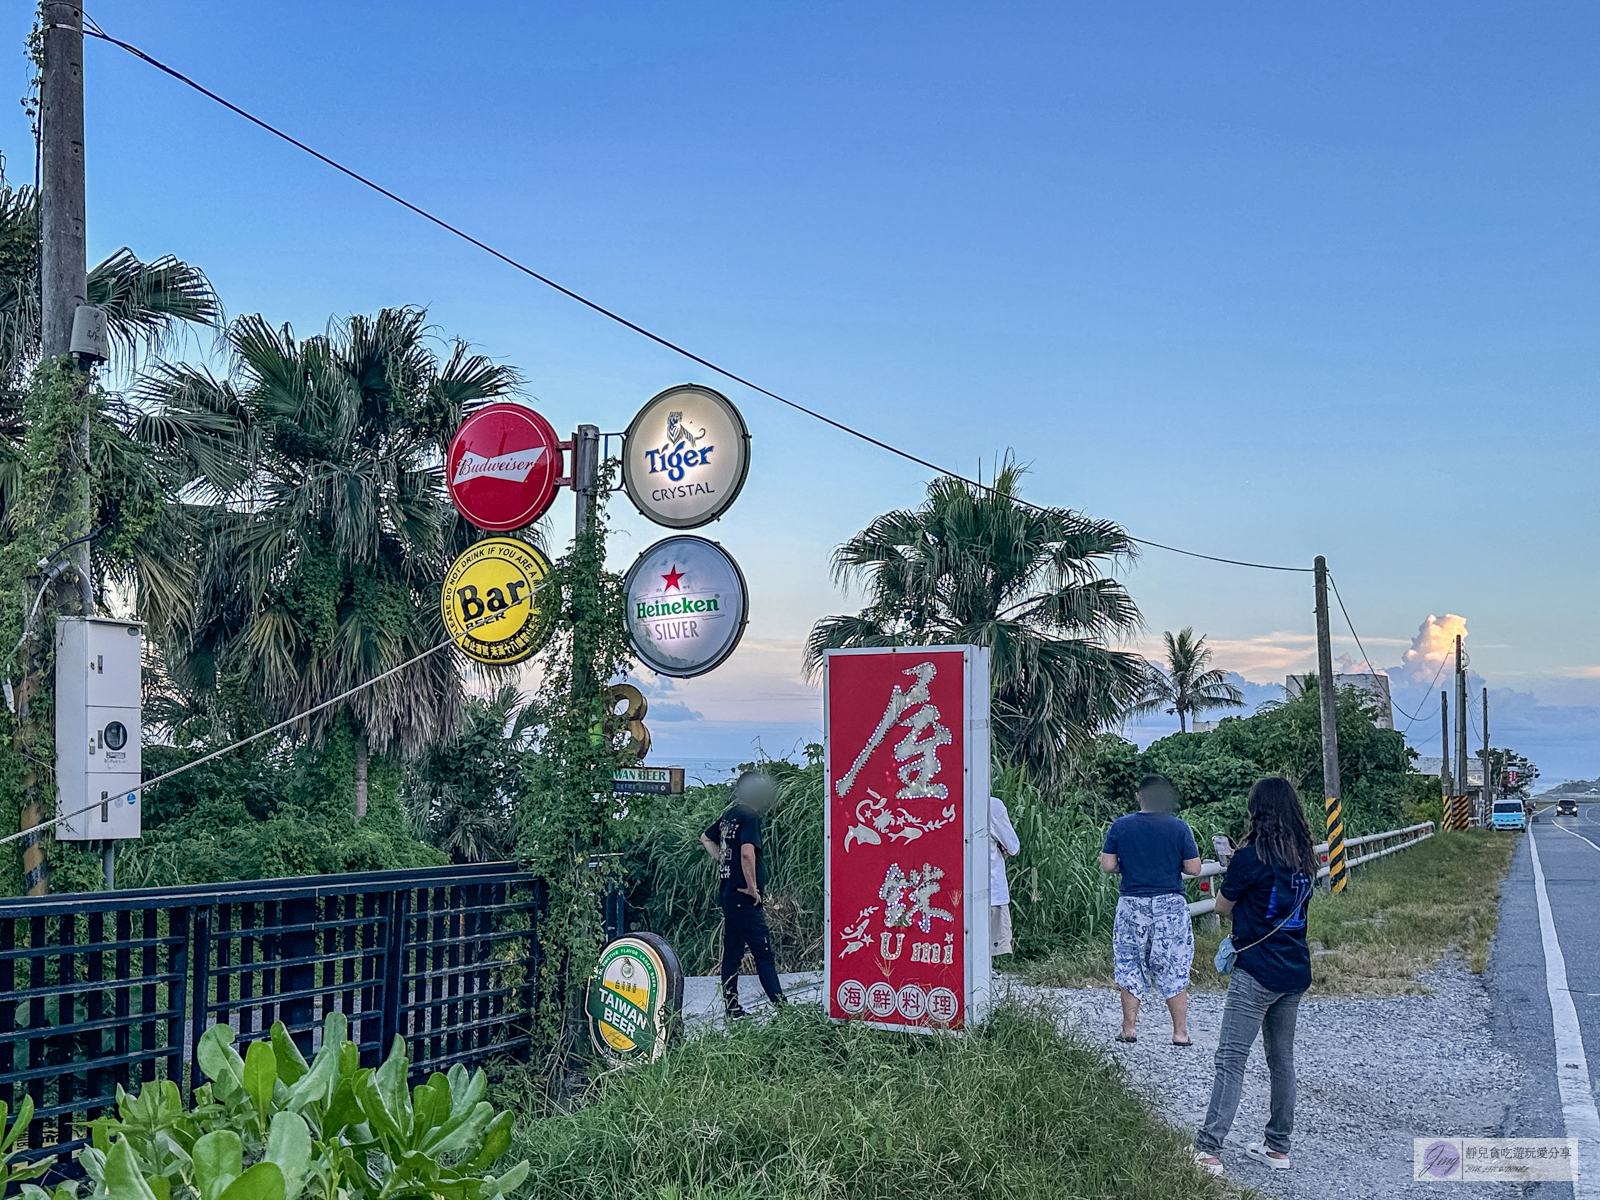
[682,963,1536,1198]
[1016,961,1533,1199]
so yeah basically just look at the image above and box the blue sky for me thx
[7,3,1596,782]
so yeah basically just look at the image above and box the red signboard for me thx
[445,404,563,531]
[824,646,991,1031]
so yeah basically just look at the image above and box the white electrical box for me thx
[55,617,143,841]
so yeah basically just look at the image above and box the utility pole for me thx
[1455,636,1470,824]
[1440,690,1453,807]
[1481,686,1492,814]
[30,2,95,898]
[1313,557,1347,891]
[40,1,94,617]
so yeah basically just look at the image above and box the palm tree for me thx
[1136,627,1244,732]
[144,307,522,819]
[804,460,1147,782]
[0,173,223,551]
[0,174,219,417]
[402,683,533,862]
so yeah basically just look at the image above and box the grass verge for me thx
[1019,829,1518,996]
[509,1003,1237,1200]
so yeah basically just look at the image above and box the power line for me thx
[0,638,454,850]
[1399,651,1451,738]
[1328,573,1450,733]
[82,18,1313,576]
[1327,575,1380,679]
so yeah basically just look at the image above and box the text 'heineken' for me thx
[622,536,749,678]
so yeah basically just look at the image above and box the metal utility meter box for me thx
[55,617,143,840]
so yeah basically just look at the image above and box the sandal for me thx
[1171,1037,1193,1046]
[1246,1143,1291,1170]
[1193,1150,1224,1176]
[1114,1033,1137,1043]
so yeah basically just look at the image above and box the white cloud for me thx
[1393,613,1468,685]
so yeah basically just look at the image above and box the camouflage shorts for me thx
[1112,894,1195,999]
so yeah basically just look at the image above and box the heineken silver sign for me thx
[622,384,751,528]
[623,535,749,678]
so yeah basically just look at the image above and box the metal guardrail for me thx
[1187,821,1436,916]
[0,862,541,1176]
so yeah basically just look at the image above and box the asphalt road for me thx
[1489,805,1600,1198]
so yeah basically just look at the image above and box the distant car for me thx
[1557,798,1580,817]
[1491,800,1527,831]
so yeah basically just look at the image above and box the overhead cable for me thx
[1329,573,1450,731]
[0,638,455,849]
[82,17,1312,575]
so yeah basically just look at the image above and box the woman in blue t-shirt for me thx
[1193,777,1316,1178]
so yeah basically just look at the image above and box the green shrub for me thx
[36,1015,525,1200]
[513,1002,1229,1200]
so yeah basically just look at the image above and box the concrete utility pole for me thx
[1313,557,1347,891]
[1481,686,1492,812]
[27,2,94,899]
[1455,635,1470,823]
[40,1,95,618]
[1440,691,1453,803]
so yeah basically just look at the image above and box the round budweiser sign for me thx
[445,404,563,531]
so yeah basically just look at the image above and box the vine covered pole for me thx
[570,424,601,705]
[1313,556,1347,892]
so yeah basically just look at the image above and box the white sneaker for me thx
[1246,1143,1291,1169]
[1192,1149,1224,1176]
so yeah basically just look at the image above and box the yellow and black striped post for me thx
[1325,795,1348,892]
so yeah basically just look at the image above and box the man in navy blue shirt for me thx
[1100,774,1202,1045]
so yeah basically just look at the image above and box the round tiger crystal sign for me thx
[622,384,751,528]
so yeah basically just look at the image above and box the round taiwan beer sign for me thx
[624,536,749,678]
[445,403,563,531]
[622,384,751,528]
[440,537,552,665]
[585,933,685,1065]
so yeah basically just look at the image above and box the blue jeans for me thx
[1195,967,1304,1155]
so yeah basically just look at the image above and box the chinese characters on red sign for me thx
[825,647,987,1029]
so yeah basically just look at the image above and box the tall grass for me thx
[1001,770,1123,958]
[511,1002,1232,1200]
[623,763,823,974]
[624,761,1255,976]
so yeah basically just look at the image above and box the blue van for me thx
[1492,799,1527,831]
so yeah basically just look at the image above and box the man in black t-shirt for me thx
[700,771,787,1017]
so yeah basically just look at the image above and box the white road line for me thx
[1528,827,1600,1197]
[1551,822,1600,856]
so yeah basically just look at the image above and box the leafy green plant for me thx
[44,1014,526,1200]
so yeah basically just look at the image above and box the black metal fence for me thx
[0,862,540,1172]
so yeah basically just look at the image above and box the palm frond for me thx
[88,248,221,366]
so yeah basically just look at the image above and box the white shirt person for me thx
[989,795,1021,956]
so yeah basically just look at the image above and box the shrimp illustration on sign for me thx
[837,661,954,848]
[837,906,879,957]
